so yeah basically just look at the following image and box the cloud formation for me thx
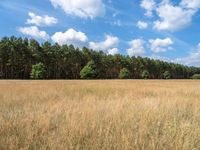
[51,28,88,46]
[50,0,105,19]
[149,38,173,53]
[139,0,200,32]
[127,39,145,56]
[153,0,200,31]
[18,26,50,40]
[137,21,148,29]
[140,0,155,17]
[89,35,119,54]
[27,12,57,26]
[154,3,195,31]
[180,0,200,9]
[108,48,119,55]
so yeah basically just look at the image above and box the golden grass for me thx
[0,80,200,150]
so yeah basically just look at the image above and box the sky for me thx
[1,0,200,66]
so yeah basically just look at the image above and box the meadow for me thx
[0,80,200,150]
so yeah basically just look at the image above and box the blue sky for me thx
[1,0,200,66]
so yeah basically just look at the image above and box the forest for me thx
[1,36,200,79]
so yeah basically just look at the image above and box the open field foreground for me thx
[0,80,200,150]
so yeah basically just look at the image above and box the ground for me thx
[0,80,200,149]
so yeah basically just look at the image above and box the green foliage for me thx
[119,68,130,79]
[191,74,200,79]
[80,60,97,79]
[30,63,46,79]
[1,36,200,79]
[141,70,150,79]
[163,71,171,79]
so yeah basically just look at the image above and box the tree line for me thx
[1,36,200,79]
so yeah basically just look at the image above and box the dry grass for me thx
[0,80,200,150]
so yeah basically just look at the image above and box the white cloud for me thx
[108,48,119,55]
[27,12,58,26]
[51,28,88,46]
[175,43,200,66]
[18,26,49,40]
[153,1,197,31]
[89,35,119,53]
[137,21,148,29]
[149,38,173,53]
[140,0,155,17]
[50,0,105,19]
[127,39,145,56]
[180,0,200,9]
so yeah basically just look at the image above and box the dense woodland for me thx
[1,36,200,79]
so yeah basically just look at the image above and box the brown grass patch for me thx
[0,80,200,149]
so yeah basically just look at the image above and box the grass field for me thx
[0,80,200,150]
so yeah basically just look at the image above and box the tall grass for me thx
[0,80,200,149]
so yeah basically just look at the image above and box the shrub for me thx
[191,74,200,79]
[80,60,97,79]
[30,63,46,79]
[119,68,130,79]
[141,70,150,79]
[163,71,171,79]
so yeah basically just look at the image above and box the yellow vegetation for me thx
[0,80,200,149]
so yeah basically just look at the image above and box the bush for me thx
[141,70,150,79]
[80,60,97,79]
[163,71,171,79]
[191,74,200,79]
[30,63,46,79]
[119,68,130,79]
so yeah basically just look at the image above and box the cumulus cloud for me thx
[108,48,119,55]
[18,26,49,40]
[50,0,105,19]
[140,0,155,17]
[137,21,148,29]
[26,12,58,26]
[149,38,173,53]
[154,2,195,31]
[152,0,200,31]
[89,35,119,54]
[180,0,200,9]
[140,0,200,31]
[175,43,200,66]
[51,28,88,46]
[127,39,145,56]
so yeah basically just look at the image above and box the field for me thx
[0,80,200,150]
